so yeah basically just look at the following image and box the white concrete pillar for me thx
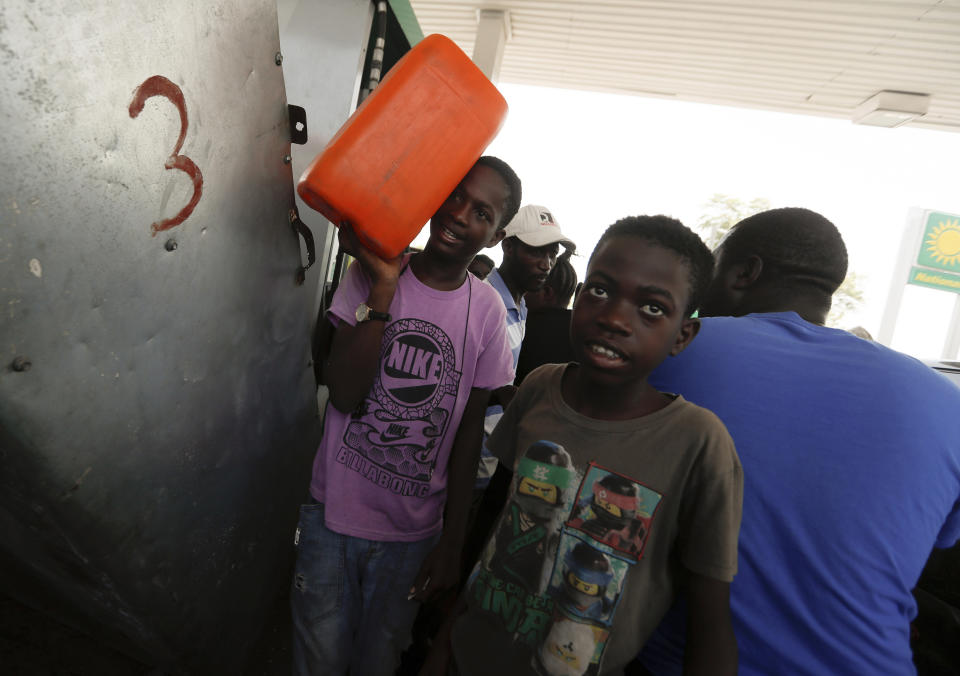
[943,296,960,360]
[472,8,511,83]
[878,208,924,346]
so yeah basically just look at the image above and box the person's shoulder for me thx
[816,324,960,398]
[666,396,740,465]
[327,259,370,321]
[482,267,514,306]
[669,396,733,437]
[875,350,960,401]
[484,266,504,286]
[522,362,566,387]
[514,363,566,403]
[470,273,509,312]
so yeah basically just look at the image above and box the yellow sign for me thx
[909,267,960,294]
[917,212,960,272]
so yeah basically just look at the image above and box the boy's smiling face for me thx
[571,235,699,388]
[425,164,507,262]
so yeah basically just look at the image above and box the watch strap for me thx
[356,302,391,323]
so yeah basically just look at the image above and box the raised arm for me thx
[325,224,402,413]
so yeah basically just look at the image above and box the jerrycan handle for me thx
[289,207,315,286]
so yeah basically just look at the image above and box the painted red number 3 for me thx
[128,75,204,235]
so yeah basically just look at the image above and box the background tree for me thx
[694,194,863,327]
[697,194,771,249]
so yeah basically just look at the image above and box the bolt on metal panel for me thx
[0,0,322,670]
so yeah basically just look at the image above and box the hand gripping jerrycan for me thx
[297,33,508,259]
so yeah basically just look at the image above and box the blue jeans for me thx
[290,502,440,676]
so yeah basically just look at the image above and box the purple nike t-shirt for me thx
[311,260,514,541]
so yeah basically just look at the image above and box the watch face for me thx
[355,303,388,322]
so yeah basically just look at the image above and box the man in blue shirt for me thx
[476,204,575,486]
[638,207,960,675]
[484,204,576,369]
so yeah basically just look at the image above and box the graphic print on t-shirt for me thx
[568,463,662,560]
[545,531,630,626]
[529,529,631,676]
[473,451,663,676]
[336,317,461,498]
[484,441,580,595]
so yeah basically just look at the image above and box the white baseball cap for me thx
[504,204,575,251]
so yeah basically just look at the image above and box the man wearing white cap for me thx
[488,204,576,374]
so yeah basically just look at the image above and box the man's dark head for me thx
[525,250,578,311]
[591,215,713,317]
[468,253,495,280]
[701,207,848,322]
[501,205,576,296]
[474,156,522,229]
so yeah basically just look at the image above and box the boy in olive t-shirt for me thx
[435,215,743,676]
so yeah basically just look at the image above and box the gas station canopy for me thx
[410,0,960,132]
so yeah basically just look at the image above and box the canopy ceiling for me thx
[409,1,960,132]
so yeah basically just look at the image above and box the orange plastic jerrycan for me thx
[297,33,508,259]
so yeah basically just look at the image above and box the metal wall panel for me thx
[0,0,323,669]
[277,0,375,322]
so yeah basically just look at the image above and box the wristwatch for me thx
[355,303,391,323]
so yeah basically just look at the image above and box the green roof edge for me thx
[389,0,424,46]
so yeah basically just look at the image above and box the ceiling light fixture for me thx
[853,90,930,128]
